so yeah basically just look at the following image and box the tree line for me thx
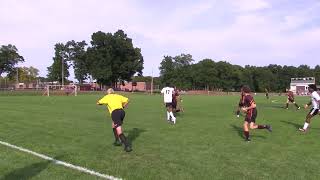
[47,29,144,86]
[159,54,320,92]
[1,33,320,92]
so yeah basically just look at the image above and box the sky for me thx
[1,0,320,79]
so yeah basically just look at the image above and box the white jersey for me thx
[161,87,174,103]
[311,91,320,109]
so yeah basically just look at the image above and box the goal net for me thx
[43,85,78,96]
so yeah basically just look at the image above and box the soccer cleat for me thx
[237,115,240,118]
[266,125,272,132]
[297,107,301,110]
[298,128,307,133]
[172,117,176,124]
[124,145,132,152]
[245,138,251,142]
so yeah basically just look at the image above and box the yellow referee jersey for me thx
[98,94,129,114]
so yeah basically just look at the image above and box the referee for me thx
[97,88,132,152]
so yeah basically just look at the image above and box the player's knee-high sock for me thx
[257,125,266,129]
[285,103,289,108]
[119,133,130,147]
[243,131,250,140]
[294,103,300,108]
[303,122,309,130]
[169,112,175,119]
[113,128,119,141]
[167,111,170,120]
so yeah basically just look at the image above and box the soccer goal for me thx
[43,85,78,96]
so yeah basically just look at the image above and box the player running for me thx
[265,88,269,99]
[236,90,245,118]
[97,88,132,152]
[161,84,176,124]
[241,86,272,142]
[285,89,301,110]
[172,87,183,113]
[299,84,320,132]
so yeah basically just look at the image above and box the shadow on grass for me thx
[230,124,266,139]
[1,155,63,180]
[280,120,301,129]
[126,128,146,142]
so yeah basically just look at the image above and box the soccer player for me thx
[161,84,176,124]
[299,84,320,132]
[236,90,245,118]
[97,88,132,152]
[241,86,272,142]
[265,88,269,99]
[285,89,301,110]
[172,87,183,113]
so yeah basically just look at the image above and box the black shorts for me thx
[172,101,177,109]
[245,108,257,123]
[309,108,319,116]
[111,109,125,128]
[165,103,173,108]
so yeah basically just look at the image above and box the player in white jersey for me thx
[299,84,320,132]
[161,84,176,124]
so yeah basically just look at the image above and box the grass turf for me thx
[0,94,320,180]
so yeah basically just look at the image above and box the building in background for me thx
[290,77,315,95]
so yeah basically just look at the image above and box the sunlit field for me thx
[1,94,319,180]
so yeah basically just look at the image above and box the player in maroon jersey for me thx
[236,89,245,118]
[285,89,300,110]
[241,86,272,142]
[172,87,183,113]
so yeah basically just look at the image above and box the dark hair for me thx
[242,85,251,93]
[308,84,317,91]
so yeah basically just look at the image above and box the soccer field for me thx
[1,94,320,180]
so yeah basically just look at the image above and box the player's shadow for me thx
[126,128,146,142]
[230,124,266,139]
[280,120,320,130]
[1,155,64,180]
[280,120,300,129]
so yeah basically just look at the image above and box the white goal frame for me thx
[43,85,78,96]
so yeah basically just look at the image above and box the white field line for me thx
[0,140,122,180]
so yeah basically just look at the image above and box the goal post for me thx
[43,85,78,96]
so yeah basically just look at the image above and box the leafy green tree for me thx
[65,40,88,84]
[86,30,143,86]
[47,43,70,83]
[0,44,24,76]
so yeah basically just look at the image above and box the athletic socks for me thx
[285,103,289,109]
[303,122,309,130]
[236,110,240,116]
[257,125,266,129]
[244,131,250,140]
[294,103,300,109]
[167,111,170,120]
[113,128,119,142]
[119,134,128,146]
[169,112,175,120]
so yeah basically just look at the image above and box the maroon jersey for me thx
[172,90,179,103]
[243,94,255,109]
[239,92,245,106]
[287,91,294,100]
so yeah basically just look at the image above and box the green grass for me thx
[0,94,320,180]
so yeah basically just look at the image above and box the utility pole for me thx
[60,51,64,86]
[151,68,154,95]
